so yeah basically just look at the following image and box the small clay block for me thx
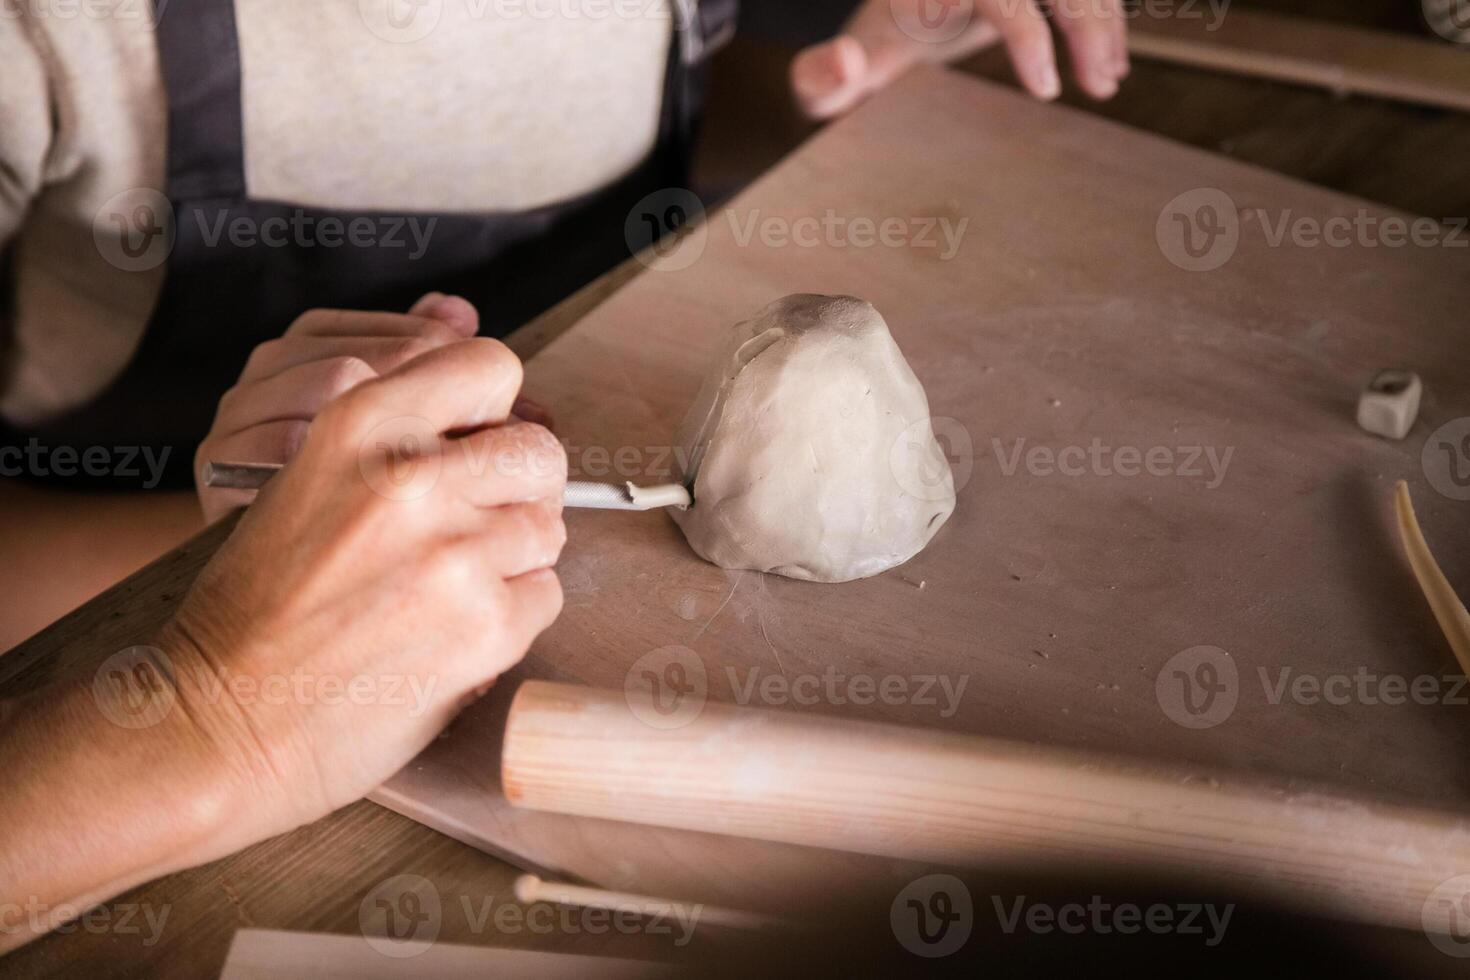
[1356,369,1422,440]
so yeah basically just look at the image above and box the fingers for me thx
[240,335,457,384]
[439,567,564,694]
[407,292,481,335]
[792,0,1003,121]
[977,0,1061,99]
[229,301,467,445]
[195,419,309,516]
[474,499,567,579]
[199,298,478,521]
[425,515,565,691]
[428,503,565,592]
[201,419,310,469]
[1052,0,1128,99]
[216,356,378,434]
[510,395,554,431]
[286,296,478,340]
[323,338,524,445]
[441,420,567,509]
[791,35,871,120]
[240,294,480,383]
[793,0,1131,117]
[502,567,565,648]
[1106,0,1130,80]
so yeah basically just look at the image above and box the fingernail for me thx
[420,294,478,331]
[1036,62,1061,99]
[409,291,446,315]
[1091,72,1118,98]
[423,295,461,321]
[793,37,867,119]
[795,44,841,96]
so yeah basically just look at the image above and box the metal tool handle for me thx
[201,461,283,490]
[202,461,690,511]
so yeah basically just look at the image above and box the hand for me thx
[194,293,553,523]
[169,337,567,847]
[792,0,1129,119]
[0,338,565,952]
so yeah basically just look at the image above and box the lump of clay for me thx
[671,294,955,583]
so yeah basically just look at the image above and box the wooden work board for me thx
[374,66,1470,914]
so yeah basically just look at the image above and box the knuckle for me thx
[244,338,286,375]
[524,423,568,477]
[483,577,513,614]
[316,383,380,443]
[502,504,538,542]
[534,570,565,620]
[461,337,523,392]
[388,336,436,365]
[287,308,332,333]
[215,382,245,418]
[499,502,566,567]
[412,318,460,345]
[430,543,486,592]
[490,422,567,484]
[527,500,567,552]
[278,419,312,458]
[320,355,376,396]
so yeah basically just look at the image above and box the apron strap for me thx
[155,0,247,200]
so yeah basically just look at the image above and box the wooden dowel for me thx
[513,875,777,931]
[503,680,1470,933]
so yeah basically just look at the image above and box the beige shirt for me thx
[0,0,673,425]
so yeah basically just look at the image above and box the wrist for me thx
[146,620,315,859]
[64,639,252,871]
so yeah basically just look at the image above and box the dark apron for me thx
[4,0,736,491]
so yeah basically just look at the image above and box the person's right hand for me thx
[194,293,480,523]
[159,337,567,855]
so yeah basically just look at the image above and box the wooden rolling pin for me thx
[503,680,1470,934]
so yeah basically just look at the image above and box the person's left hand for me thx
[194,293,553,523]
[792,0,1129,120]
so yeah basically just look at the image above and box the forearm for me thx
[0,479,203,652]
[0,643,246,954]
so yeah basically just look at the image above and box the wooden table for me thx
[4,35,1470,979]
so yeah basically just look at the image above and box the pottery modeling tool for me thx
[1394,480,1470,673]
[512,875,779,931]
[202,461,691,512]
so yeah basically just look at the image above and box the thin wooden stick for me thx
[1394,480,1470,675]
[1130,10,1470,113]
[512,874,778,931]
[503,680,1470,933]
